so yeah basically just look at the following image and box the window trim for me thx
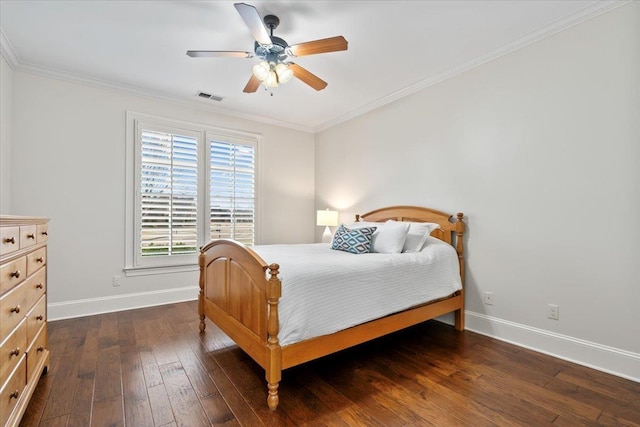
[124,111,262,275]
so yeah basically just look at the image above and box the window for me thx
[125,112,260,274]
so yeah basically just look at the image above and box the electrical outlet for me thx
[547,304,559,320]
[483,292,493,305]
[113,276,121,287]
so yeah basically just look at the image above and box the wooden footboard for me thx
[199,206,465,411]
[198,239,282,409]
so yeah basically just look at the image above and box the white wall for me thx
[0,54,12,214]
[316,4,639,380]
[9,72,315,317]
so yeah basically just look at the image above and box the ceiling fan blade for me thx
[186,50,254,58]
[234,3,271,45]
[288,36,348,57]
[289,63,328,91]
[243,75,261,93]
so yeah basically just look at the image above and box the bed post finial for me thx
[355,214,361,222]
[268,263,280,280]
[266,263,282,410]
[455,213,465,269]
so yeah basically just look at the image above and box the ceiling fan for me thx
[186,3,348,93]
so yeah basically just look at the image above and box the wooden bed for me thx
[198,205,465,410]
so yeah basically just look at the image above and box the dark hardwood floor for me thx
[21,301,640,427]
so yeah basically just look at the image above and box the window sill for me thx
[123,264,199,277]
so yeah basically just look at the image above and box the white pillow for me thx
[350,220,409,253]
[372,221,410,253]
[401,222,440,252]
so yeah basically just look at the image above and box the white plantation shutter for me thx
[209,139,255,245]
[140,129,198,256]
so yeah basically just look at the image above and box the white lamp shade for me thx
[317,210,339,227]
[275,63,293,84]
[264,70,279,87]
[252,61,270,81]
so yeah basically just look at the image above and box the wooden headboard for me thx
[356,205,465,284]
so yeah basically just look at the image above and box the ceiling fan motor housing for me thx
[253,14,290,62]
[254,36,289,62]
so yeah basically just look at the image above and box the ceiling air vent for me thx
[196,91,224,102]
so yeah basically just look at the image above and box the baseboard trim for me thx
[47,286,199,321]
[462,311,640,383]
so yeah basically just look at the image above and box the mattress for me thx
[252,237,462,346]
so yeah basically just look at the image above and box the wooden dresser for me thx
[0,216,49,427]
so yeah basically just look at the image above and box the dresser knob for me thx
[3,237,15,244]
[10,270,20,279]
[37,346,45,352]
[36,283,44,289]
[9,390,19,399]
[10,348,20,357]
[36,257,44,263]
[36,315,44,321]
[41,231,48,236]
[10,305,20,314]
[27,233,35,239]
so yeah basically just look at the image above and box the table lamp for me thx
[317,209,339,243]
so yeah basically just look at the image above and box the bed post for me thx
[454,212,465,331]
[198,250,206,333]
[266,263,282,410]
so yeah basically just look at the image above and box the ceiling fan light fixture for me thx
[252,61,271,81]
[274,63,293,84]
[264,70,279,88]
[252,61,292,88]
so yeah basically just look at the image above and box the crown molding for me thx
[0,29,19,68]
[314,0,630,133]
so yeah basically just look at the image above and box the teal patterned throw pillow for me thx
[331,225,377,254]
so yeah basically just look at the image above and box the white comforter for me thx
[252,237,462,346]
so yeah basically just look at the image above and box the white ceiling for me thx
[0,1,622,132]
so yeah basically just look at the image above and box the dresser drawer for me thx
[26,296,46,345]
[23,268,46,313]
[26,247,46,276]
[0,228,20,257]
[0,320,26,385]
[0,357,26,427]
[26,327,47,385]
[0,284,26,339]
[36,223,49,244]
[19,225,37,250]
[0,257,26,295]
